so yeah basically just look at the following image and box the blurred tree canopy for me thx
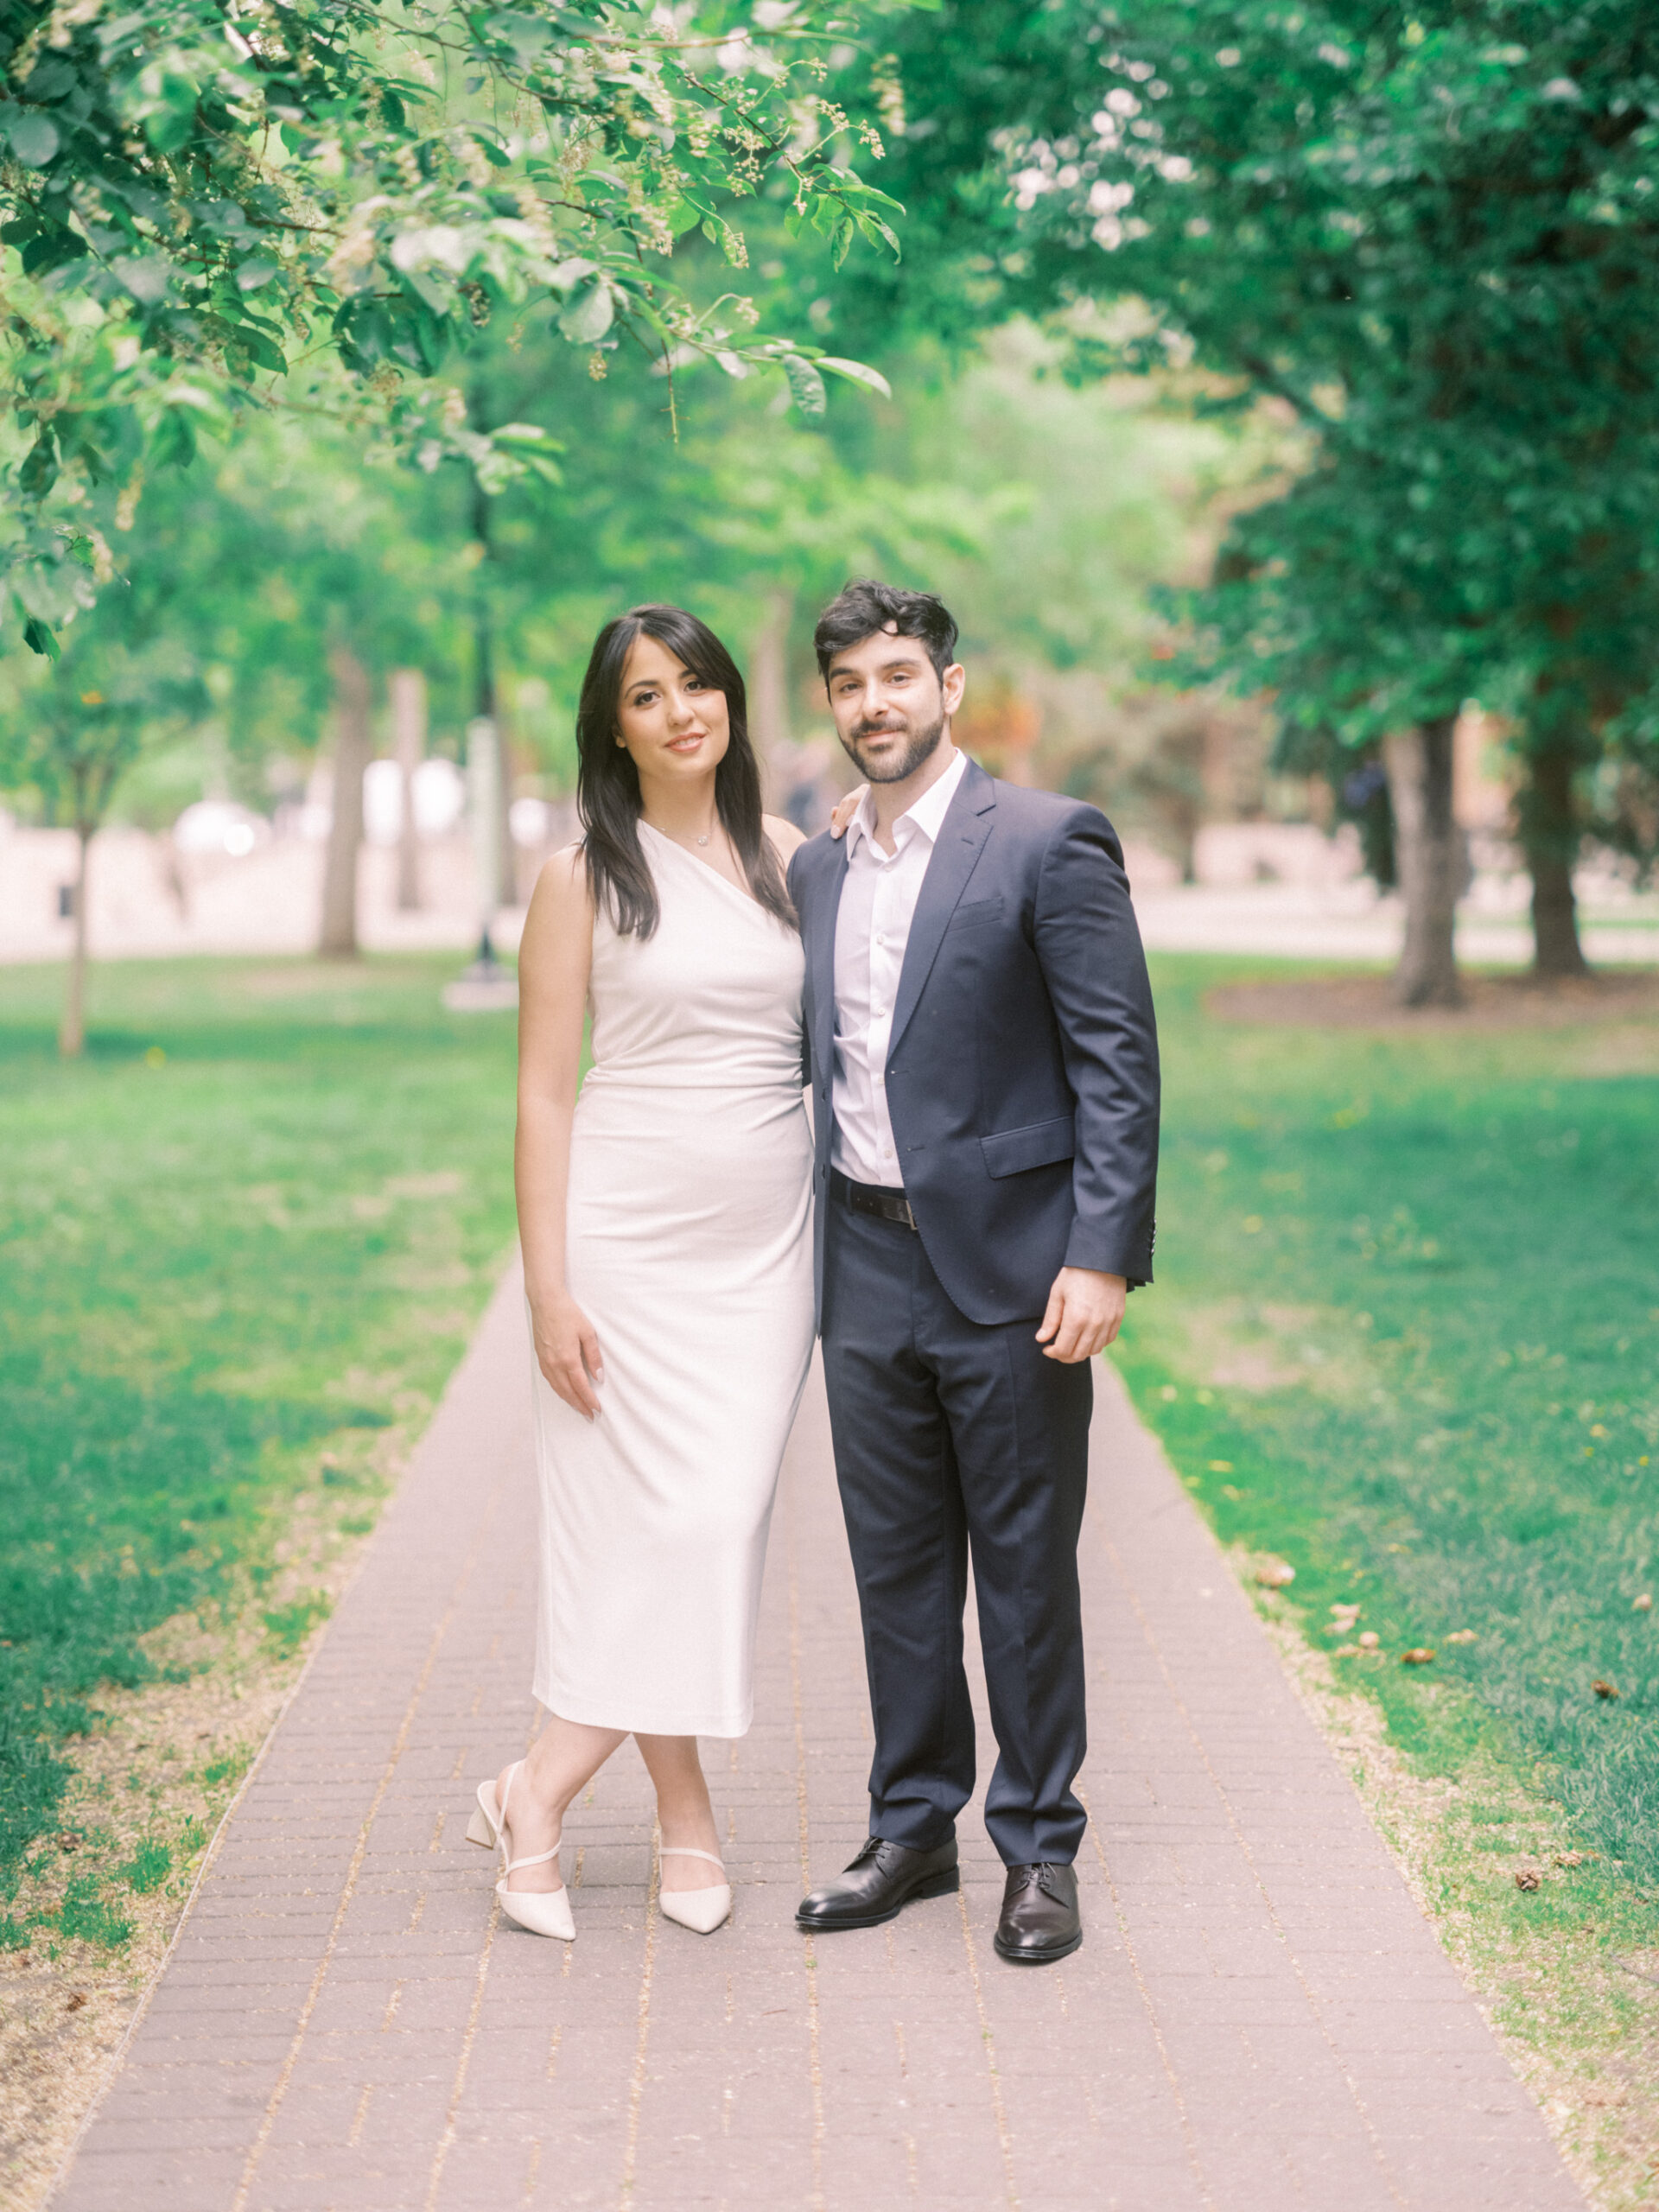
[0,0,909,651]
[836,0,1659,993]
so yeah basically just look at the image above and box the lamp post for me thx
[443,715,518,1011]
[465,713,502,976]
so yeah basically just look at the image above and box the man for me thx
[786,581,1160,1965]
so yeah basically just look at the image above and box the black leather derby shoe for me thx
[796,1837,959,1932]
[995,1862,1082,1964]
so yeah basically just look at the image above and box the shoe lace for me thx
[1008,1862,1063,1897]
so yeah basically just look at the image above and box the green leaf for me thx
[23,617,60,660]
[817,357,893,400]
[855,213,901,260]
[144,103,195,156]
[19,431,59,498]
[111,255,170,304]
[3,109,60,168]
[488,10,551,64]
[150,408,198,471]
[558,281,613,344]
[550,257,600,292]
[493,422,563,449]
[781,354,827,421]
[230,324,287,374]
[235,258,281,292]
[830,215,855,270]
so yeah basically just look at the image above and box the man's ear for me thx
[942,663,966,716]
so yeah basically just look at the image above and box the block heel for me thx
[917,1866,961,1899]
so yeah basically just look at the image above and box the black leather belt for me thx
[830,1167,918,1230]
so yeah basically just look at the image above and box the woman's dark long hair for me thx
[575,603,794,939]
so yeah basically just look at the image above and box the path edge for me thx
[41,1252,525,2212]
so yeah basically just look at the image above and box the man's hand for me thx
[1036,1267,1127,1363]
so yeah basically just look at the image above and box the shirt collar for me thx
[845,746,968,861]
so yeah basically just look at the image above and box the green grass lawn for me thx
[0,955,518,1942]
[1116,957,1659,1886]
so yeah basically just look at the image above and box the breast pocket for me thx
[979,1115,1076,1179]
[949,894,1005,931]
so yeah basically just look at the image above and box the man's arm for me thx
[1030,806,1160,1355]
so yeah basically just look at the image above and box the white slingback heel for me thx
[657,1845,732,1935]
[465,1761,575,1942]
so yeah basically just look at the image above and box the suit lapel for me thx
[810,834,849,1089]
[888,760,996,1058]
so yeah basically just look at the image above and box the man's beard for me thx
[841,709,946,785]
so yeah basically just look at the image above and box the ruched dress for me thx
[530,825,815,1737]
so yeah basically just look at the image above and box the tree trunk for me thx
[1519,742,1592,981]
[1383,717,1463,1007]
[390,667,426,912]
[319,646,372,958]
[468,410,515,900]
[58,823,92,1058]
[750,587,794,760]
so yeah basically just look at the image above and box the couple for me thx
[472,580,1160,1965]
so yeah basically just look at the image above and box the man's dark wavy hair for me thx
[813,580,960,687]
[575,603,792,941]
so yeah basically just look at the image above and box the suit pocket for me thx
[979,1115,1076,1179]
[950,894,1004,930]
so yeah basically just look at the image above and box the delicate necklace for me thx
[650,817,712,849]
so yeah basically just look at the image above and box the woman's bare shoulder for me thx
[533,841,590,899]
[523,842,594,943]
[762,813,807,861]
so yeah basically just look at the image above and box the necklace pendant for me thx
[696,834,709,847]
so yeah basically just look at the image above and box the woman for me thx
[468,605,814,1940]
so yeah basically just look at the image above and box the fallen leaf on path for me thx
[1582,2084,1626,2108]
[1357,1630,1381,1650]
[1592,1678,1620,1700]
[1555,1852,1585,1867]
[1446,1629,1478,1644]
[66,1991,87,2012]
[1401,1648,1435,1666]
[1515,1867,1542,1891]
[1255,1559,1295,1588]
[1635,1594,1652,1612]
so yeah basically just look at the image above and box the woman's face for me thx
[614,632,730,789]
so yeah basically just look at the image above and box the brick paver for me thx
[53,1263,1584,2211]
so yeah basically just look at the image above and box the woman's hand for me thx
[828,785,868,840]
[531,1290,605,1419]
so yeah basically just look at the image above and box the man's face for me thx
[823,626,966,785]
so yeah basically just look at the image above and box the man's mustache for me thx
[852,720,907,741]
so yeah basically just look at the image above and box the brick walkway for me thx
[54,1265,1583,2212]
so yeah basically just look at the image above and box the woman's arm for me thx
[515,846,603,1419]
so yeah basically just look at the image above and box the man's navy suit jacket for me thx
[786,756,1160,1328]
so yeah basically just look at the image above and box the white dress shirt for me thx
[831,747,969,1187]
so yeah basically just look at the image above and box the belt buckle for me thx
[898,1194,917,1231]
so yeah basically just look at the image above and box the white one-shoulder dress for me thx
[530,824,815,1738]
